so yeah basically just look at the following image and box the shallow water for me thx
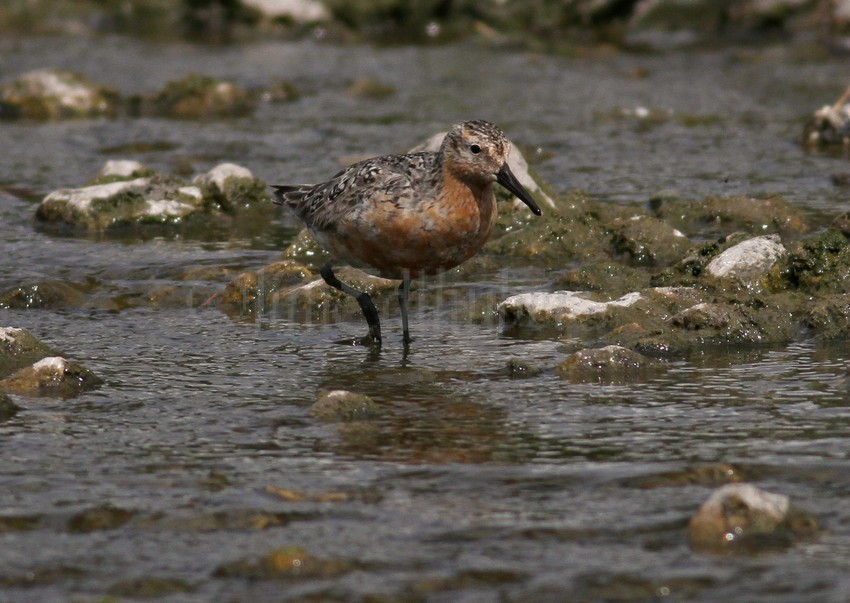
[1,35,850,601]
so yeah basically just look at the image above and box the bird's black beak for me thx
[496,163,542,216]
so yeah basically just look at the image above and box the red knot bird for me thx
[272,119,542,347]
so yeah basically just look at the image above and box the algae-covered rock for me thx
[609,214,691,266]
[833,210,850,236]
[602,286,802,355]
[554,262,652,297]
[654,194,809,239]
[36,161,271,231]
[504,357,543,379]
[213,545,357,580]
[36,176,202,229]
[688,483,818,554]
[0,281,87,310]
[67,504,135,533]
[270,266,398,323]
[662,296,802,347]
[555,345,662,382]
[0,327,57,377]
[0,68,118,120]
[264,78,300,102]
[766,230,850,294]
[651,232,758,288]
[193,163,270,213]
[107,576,195,598]
[281,228,332,269]
[217,259,313,315]
[310,389,380,422]
[346,77,396,99]
[0,356,103,398]
[804,294,850,340]
[0,393,21,422]
[141,74,256,119]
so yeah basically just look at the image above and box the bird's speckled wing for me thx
[272,152,440,231]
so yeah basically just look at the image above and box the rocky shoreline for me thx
[4,121,850,392]
[1,0,850,51]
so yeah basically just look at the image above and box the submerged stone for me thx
[505,357,543,379]
[688,483,818,553]
[0,68,118,120]
[346,78,396,99]
[213,545,357,580]
[0,356,103,398]
[270,266,398,322]
[0,393,21,422]
[0,281,88,310]
[217,259,313,315]
[107,576,195,598]
[67,504,135,533]
[310,389,380,422]
[282,228,332,268]
[555,345,661,382]
[141,74,256,119]
[0,327,57,377]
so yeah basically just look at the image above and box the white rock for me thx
[706,235,786,279]
[194,163,254,192]
[31,356,68,372]
[42,178,150,212]
[144,199,196,217]
[696,483,790,526]
[0,327,25,342]
[242,0,330,21]
[14,69,102,112]
[98,160,145,178]
[178,186,203,200]
[499,290,642,322]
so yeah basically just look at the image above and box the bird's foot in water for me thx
[332,333,382,348]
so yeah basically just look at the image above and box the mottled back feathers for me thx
[272,152,442,231]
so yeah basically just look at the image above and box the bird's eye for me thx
[469,144,481,154]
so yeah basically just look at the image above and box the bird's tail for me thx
[271,184,311,206]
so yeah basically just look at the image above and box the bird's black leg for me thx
[320,263,382,346]
[398,271,412,345]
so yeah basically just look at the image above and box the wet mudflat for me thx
[2,35,850,602]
